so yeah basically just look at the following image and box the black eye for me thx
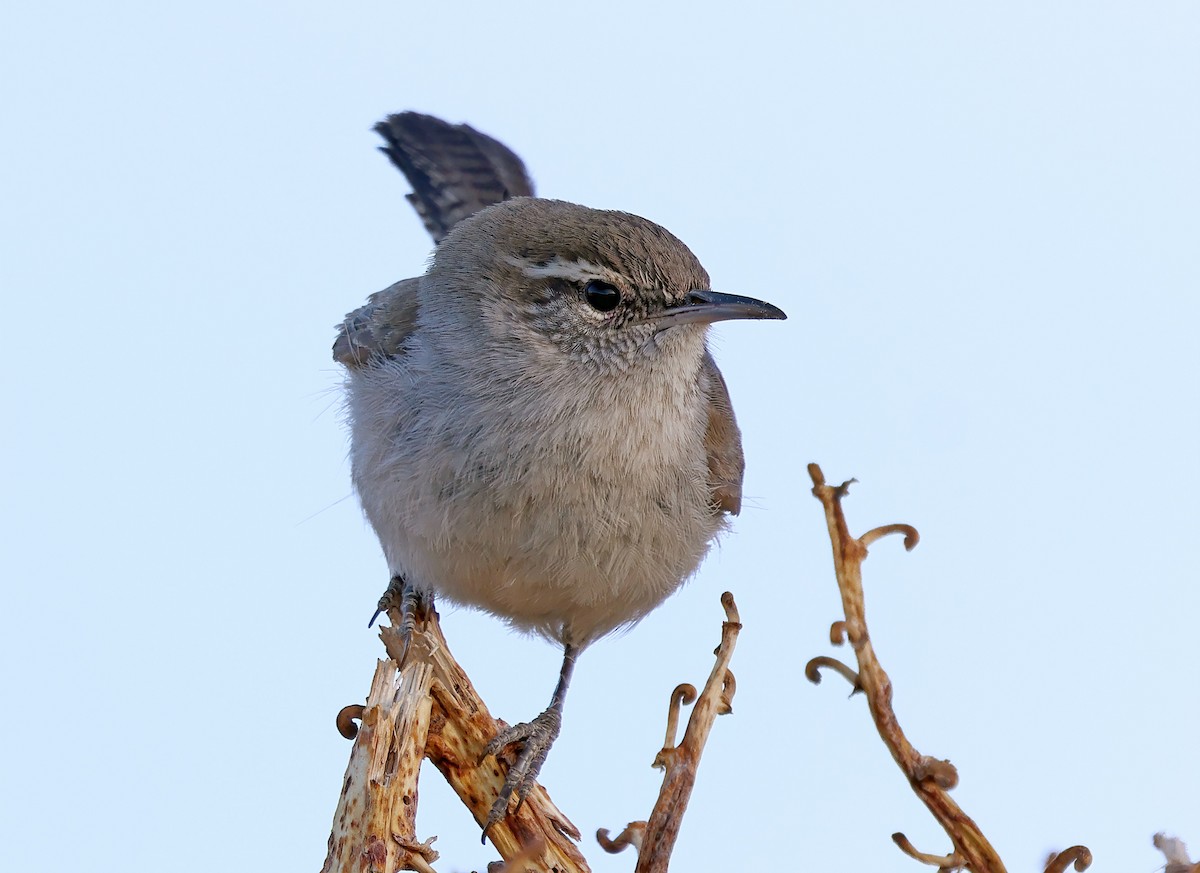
[584,280,621,312]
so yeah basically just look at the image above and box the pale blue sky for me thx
[3,3,1197,871]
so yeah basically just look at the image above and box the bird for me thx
[334,112,785,834]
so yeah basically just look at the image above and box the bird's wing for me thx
[375,112,536,244]
[701,352,745,516]
[333,277,421,368]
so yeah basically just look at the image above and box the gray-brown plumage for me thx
[332,278,418,367]
[335,113,784,834]
[700,352,745,515]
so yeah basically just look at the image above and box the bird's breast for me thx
[348,346,724,644]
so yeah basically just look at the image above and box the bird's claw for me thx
[480,707,563,839]
[370,574,413,628]
[370,576,433,668]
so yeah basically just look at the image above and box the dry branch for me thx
[597,592,742,873]
[804,462,1088,873]
[322,608,587,873]
[322,592,741,872]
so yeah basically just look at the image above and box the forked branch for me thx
[322,608,587,873]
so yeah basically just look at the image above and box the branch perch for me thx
[321,607,587,873]
[323,591,740,872]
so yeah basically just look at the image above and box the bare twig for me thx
[598,591,742,873]
[637,592,741,873]
[806,463,1089,873]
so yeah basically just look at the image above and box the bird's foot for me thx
[481,706,563,838]
[370,576,432,665]
[370,575,428,628]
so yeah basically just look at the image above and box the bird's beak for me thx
[646,290,788,329]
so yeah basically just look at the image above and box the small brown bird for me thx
[335,112,785,833]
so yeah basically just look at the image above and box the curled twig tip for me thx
[336,704,365,740]
[1045,846,1093,873]
[662,683,698,751]
[892,833,963,869]
[804,656,861,692]
[860,523,921,551]
[597,822,646,855]
[829,620,847,645]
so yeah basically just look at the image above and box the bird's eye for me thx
[584,280,621,312]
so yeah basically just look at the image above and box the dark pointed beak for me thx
[646,290,787,329]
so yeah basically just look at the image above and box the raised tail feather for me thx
[375,112,536,244]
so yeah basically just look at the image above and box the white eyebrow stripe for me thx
[505,255,622,285]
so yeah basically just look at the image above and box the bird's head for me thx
[426,198,785,370]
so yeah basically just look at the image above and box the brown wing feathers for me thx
[701,352,745,516]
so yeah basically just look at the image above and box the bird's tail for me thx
[374,112,536,244]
